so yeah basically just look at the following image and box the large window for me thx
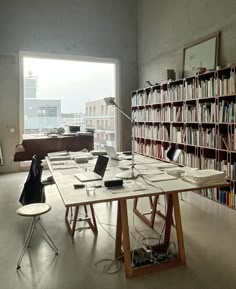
[22,54,117,148]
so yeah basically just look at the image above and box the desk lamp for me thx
[104,97,138,179]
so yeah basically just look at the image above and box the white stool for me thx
[16,203,59,270]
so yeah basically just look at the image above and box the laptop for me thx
[104,145,132,161]
[166,148,182,162]
[74,154,109,182]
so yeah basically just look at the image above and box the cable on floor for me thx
[93,258,122,274]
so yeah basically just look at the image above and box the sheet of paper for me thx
[137,169,164,175]
[125,181,146,191]
[144,174,178,182]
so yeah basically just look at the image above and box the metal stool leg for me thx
[37,220,59,254]
[16,217,36,270]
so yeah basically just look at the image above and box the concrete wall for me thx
[138,0,236,86]
[0,0,138,172]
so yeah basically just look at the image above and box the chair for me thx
[16,203,59,269]
[17,155,58,269]
[19,155,46,205]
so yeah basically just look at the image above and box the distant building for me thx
[85,99,115,149]
[24,99,61,133]
[61,113,85,131]
[24,71,62,134]
[24,70,38,99]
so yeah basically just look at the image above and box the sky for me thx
[23,57,115,113]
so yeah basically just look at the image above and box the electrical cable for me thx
[93,259,121,274]
[92,212,122,274]
[134,166,167,245]
[92,165,172,271]
[94,212,116,241]
[131,166,171,263]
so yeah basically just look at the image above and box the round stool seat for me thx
[16,203,52,217]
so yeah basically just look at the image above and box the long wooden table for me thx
[46,155,228,278]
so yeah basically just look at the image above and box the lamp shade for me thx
[104,97,115,106]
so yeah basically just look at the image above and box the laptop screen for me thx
[103,145,118,159]
[93,155,109,177]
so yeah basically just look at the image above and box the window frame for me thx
[19,51,120,147]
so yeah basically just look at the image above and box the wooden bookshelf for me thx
[132,66,236,209]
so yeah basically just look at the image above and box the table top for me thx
[46,154,229,207]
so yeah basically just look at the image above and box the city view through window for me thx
[23,57,116,149]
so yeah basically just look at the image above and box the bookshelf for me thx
[132,66,236,209]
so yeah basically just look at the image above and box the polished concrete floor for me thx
[1,171,236,289]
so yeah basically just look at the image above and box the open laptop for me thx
[74,154,109,182]
[104,145,132,161]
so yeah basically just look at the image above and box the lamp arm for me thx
[112,103,136,178]
[113,103,134,123]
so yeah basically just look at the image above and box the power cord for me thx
[91,212,122,274]
[92,167,173,271]
[93,259,121,274]
[94,212,116,241]
[134,166,167,245]
[131,167,176,265]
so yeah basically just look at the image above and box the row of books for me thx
[196,76,235,98]
[171,126,184,143]
[172,106,183,122]
[185,73,236,99]
[186,105,198,122]
[195,76,236,98]
[134,141,236,179]
[132,108,162,122]
[218,160,236,179]
[185,153,199,168]
[196,75,236,98]
[168,84,184,101]
[200,128,216,148]
[218,74,236,96]
[198,102,215,122]
[197,78,216,98]
[134,124,168,140]
[218,101,236,123]
[200,156,216,169]
[218,130,236,150]
[134,124,236,151]
[199,189,235,207]
[186,127,199,146]
[131,74,236,106]
[134,125,185,144]
[134,141,169,159]
[132,101,236,123]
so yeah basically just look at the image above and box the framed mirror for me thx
[182,32,220,78]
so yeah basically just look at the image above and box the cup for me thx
[86,183,96,196]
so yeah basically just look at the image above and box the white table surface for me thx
[46,154,229,207]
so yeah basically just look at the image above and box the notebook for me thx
[104,145,132,161]
[74,154,109,182]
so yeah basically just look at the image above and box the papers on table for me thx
[164,167,198,178]
[144,174,178,182]
[108,186,130,194]
[48,154,71,161]
[136,169,164,175]
[51,160,78,170]
[126,181,146,191]
[108,181,146,194]
[182,169,226,185]
[148,162,178,169]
